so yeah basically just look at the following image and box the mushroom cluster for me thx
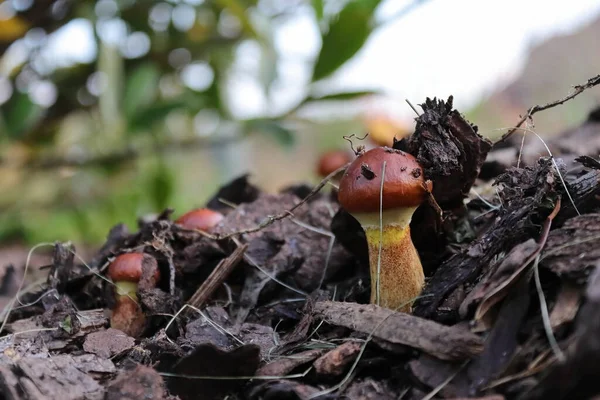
[337,147,431,312]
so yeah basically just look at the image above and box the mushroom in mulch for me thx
[337,146,432,312]
[107,253,160,337]
[175,208,224,232]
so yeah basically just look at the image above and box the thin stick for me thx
[533,254,566,362]
[183,244,248,317]
[406,99,421,116]
[377,161,387,305]
[497,74,600,144]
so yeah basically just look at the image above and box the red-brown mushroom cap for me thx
[175,208,224,231]
[107,253,160,284]
[316,150,353,177]
[337,147,431,213]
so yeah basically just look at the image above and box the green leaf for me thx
[311,0,325,22]
[311,0,382,82]
[59,315,73,334]
[127,100,187,133]
[247,119,295,148]
[304,89,380,103]
[2,92,43,139]
[123,62,160,119]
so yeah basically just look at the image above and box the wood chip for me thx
[549,282,582,330]
[83,328,136,359]
[313,340,362,376]
[105,365,165,400]
[255,349,325,377]
[313,301,483,360]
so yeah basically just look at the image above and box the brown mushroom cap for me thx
[338,147,430,213]
[316,149,353,177]
[107,253,160,284]
[175,208,224,231]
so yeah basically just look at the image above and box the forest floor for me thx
[1,76,600,400]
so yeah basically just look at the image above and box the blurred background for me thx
[1,0,600,259]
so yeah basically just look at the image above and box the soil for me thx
[2,98,600,400]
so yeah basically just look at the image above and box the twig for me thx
[377,161,387,305]
[182,244,248,317]
[405,99,421,116]
[343,133,368,155]
[533,254,566,363]
[497,74,600,144]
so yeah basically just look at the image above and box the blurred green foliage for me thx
[0,0,391,246]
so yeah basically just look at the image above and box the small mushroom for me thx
[316,149,353,178]
[337,147,432,312]
[175,208,224,232]
[107,253,160,337]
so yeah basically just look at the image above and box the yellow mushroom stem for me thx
[114,281,139,299]
[352,207,424,312]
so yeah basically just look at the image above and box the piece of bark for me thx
[83,328,136,359]
[343,378,397,400]
[542,214,600,281]
[406,96,492,209]
[313,340,362,376]
[47,242,75,293]
[105,365,165,400]
[6,308,108,351]
[313,301,483,360]
[555,168,600,224]
[409,354,463,398]
[0,354,115,400]
[7,308,107,336]
[248,379,321,399]
[549,282,582,330]
[415,158,559,319]
[459,239,538,322]
[520,266,600,399]
[256,349,325,377]
[456,272,532,396]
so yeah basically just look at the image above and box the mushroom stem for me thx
[354,207,424,312]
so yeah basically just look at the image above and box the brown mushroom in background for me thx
[337,147,432,312]
[107,253,160,337]
[175,208,224,232]
[316,149,354,178]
